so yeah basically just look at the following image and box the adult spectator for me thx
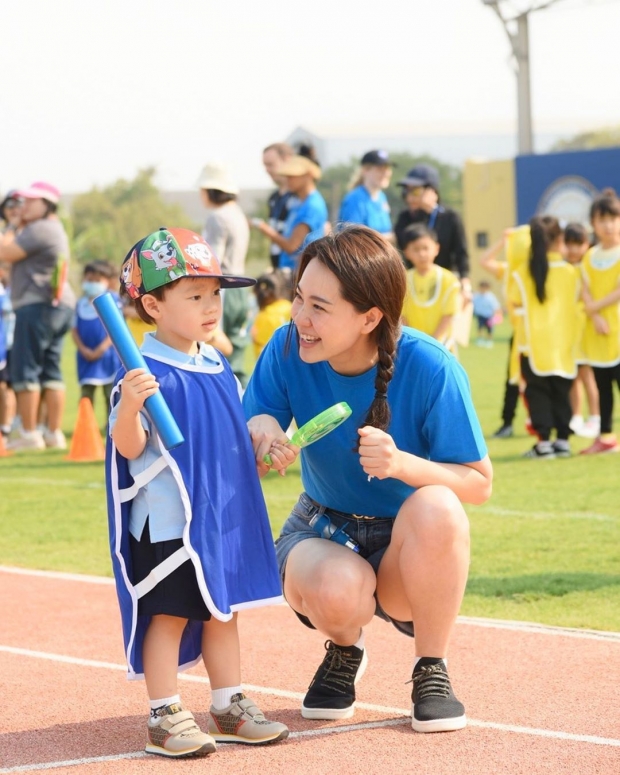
[262,143,295,269]
[251,155,328,271]
[0,181,75,451]
[338,149,394,238]
[395,164,471,298]
[197,163,251,386]
[197,163,249,275]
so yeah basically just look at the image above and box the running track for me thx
[1,566,618,774]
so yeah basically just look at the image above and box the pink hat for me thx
[18,181,61,204]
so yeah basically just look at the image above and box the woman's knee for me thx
[290,549,375,618]
[397,486,470,546]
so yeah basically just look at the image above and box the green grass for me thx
[1,322,619,631]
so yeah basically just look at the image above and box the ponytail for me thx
[529,216,561,303]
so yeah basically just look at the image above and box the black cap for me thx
[361,149,393,166]
[397,163,440,190]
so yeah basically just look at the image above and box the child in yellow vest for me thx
[580,190,620,454]
[250,271,292,359]
[479,226,531,439]
[401,225,460,352]
[509,216,580,459]
[563,222,600,439]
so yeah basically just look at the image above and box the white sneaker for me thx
[569,415,584,434]
[43,429,67,449]
[578,416,600,439]
[6,430,45,451]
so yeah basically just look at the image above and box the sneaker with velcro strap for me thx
[146,703,216,758]
[301,640,368,720]
[411,657,466,733]
[208,693,289,744]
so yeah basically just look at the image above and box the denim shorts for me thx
[10,303,73,391]
[275,492,414,637]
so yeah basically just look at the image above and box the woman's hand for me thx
[247,414,296,477]
[120,368,159,413]
[358,426,404,481]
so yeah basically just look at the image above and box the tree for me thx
[551,126,620,152]
[317,152,463,223]
[70,168,197,267]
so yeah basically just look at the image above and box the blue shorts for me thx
[275,492,414,637]
[10,303,73,391]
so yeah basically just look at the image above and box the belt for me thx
[307,496,380,521]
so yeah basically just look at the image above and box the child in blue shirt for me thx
[106,228,288,758]
[71,261,122,409]
[472,280,501,347]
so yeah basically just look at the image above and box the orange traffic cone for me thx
[0,432,12,457]
[65,397,105,462]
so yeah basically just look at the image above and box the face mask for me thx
[82,280,107,298]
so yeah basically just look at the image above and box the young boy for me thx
[400,224,461,351]
[472,280,500,347]
[107,228,288,758]
[71,261,121,410]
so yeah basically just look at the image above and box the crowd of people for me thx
[1,144,619,758]
[480,188,620,458]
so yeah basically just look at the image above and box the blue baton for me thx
[93,292,185,450]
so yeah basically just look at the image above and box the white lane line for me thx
[0,752,146,773]
[457,616,620,643]
[0,721,411,773]
[0,566,114,585]
[2,566,619,642]
[1,645,619,751]
[478,506,618,522]
[1,715,619,774]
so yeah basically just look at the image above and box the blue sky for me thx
[1,0,618,193]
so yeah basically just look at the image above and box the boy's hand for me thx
[120,368,159,413]
[358,425,403,481]
[592,313,610,335]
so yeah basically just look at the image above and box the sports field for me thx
[1,322,619,633]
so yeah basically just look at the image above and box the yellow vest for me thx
[504,226,531,384]
[510,254,580,378]
[251,298,292,358]
[402,265,460,350]
[580,245,620,366]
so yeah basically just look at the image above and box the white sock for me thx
[211,686,243,710]
[353,629,365,651]
[149,694,181,722]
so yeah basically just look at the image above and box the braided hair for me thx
[286,225,406,435]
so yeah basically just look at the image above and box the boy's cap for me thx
[361,149,394,167]
[397,164,440,191]
[120,227,256,300]
[17,180,61,204]
[277,155,322,180]
[196,163,239,194]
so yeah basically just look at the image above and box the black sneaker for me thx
[552,440,571,458]
[301,640,368,720]
[411,658,466,733]
[491,424,513,439]
[523,442,555,459]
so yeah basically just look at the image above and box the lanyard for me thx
[428,206,444,230]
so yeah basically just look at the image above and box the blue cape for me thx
[105,352,283,679]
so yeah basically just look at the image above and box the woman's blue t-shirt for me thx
[243,325,487,517]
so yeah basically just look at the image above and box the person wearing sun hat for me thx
[251,152,328,271]
[0,180,75,451]
[197,162,252,385]
[108,226,288,758]
[338,149,395,238]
